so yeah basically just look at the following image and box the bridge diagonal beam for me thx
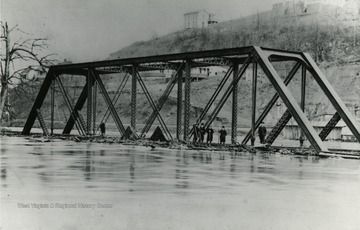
[135,70,173,140]
[98,73,130,130]
[90,69,126,135]
[253,46,328,153]
[318,112,342,141]
[188,67,234,137]
[302,53,360,143]
[202,55,253,133]
[62,79,90,135]
[265,109,292,145]
[56,76,86,135]
[22,68,54,135]
[140,62,185,137]
[242,62,301,144]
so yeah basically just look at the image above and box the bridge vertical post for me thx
[50,79,55,135]
[300,65,306,146]
[131,65,137,129]
[184,61,191,142]
[251,61,258,146]
[177,68,183,141]
[87,70,93,135]
[93,81,97,135]
[231,62,239,144]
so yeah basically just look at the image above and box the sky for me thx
[1,0,274,62]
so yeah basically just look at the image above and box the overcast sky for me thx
[2,0,274,62]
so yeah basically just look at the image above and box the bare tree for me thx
[0,22,55,123]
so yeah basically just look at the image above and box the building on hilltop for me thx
[343,0,359,18]
[305,0,345,13]
[271,0,359,18]
[184,10,217,29]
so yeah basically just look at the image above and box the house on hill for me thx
[184,10,217,29]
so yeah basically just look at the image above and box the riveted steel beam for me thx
[251,61,258,146]
[231,62,239,144]
[95,66,130,74]
[299,65,306,145]
[87,69,93,135]
[131,65,137,129]
[52,47,255,71]
[50,80,55,135]
[177,68,183,140]
[92,81,97,135]
[183,61,191,141]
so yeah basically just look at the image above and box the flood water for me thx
[1,136,359,230]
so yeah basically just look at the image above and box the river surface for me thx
[1,136,359,230]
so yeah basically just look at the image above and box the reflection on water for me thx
[0,136,359,230]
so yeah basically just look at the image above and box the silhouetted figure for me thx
[206,126,214,144]
[100,122,106,137]
[258,122,267,144]
[199,123,205,143]
[193,124,199,143]
[219,126,227,145]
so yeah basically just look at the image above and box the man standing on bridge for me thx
[100,122,106,137]
[199,123,206,143]
[206,125,214,145]
[219,126,227,145]
[258,122,267,144]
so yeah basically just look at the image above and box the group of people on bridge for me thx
[99,121,267,145]
[192,123,228,145]
[192,122,267,145]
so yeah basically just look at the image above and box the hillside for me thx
[110,11,360,63]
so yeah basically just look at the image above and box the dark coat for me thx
[100,123,106,134]
[258,125,267,137]
[206,128,214,142]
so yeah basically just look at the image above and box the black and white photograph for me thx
[1,0,360,229]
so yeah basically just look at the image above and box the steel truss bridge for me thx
[22,46,360,155]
